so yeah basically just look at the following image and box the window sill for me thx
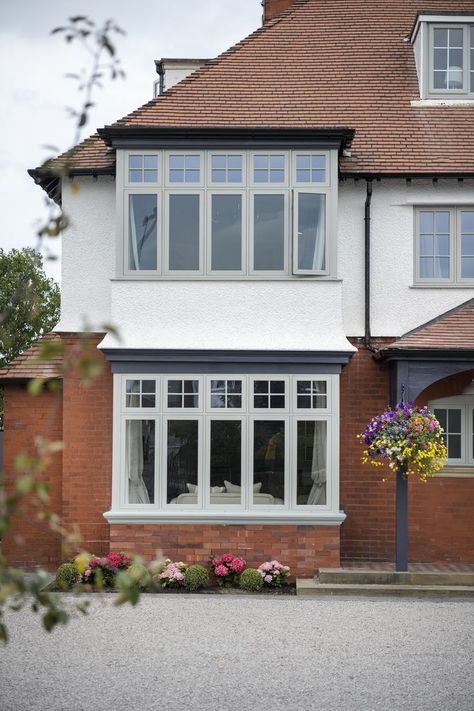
[435,466,474,478]
[410,284,474,289]
[110,276,342,282]
[103,509,346,526]
[411,99,474,107]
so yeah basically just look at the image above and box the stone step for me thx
[296,578,474,598]
[317,568,474,587]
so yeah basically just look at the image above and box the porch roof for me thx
[0,334,63,382]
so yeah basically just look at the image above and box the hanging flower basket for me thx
[358,402,447,482]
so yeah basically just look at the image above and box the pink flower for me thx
[106,552,122,568]
[221,553,234,565]
[88,557,101,569]
[215,564,229,577]
[230,557,246,574]
[260,562,272,572]
[282,566,290,572]
[264,575,273,583]
[271,560,281,568]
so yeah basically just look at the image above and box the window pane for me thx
[434,48,447,70]
[254,156,268,170]
[128,194,157,271]
[167,420,199,504]
[211,195,242,270]
[253,194,285,271]
[448,409,461,432]
[297,193,326,271]
[450,28,463,48]
[433,71,447,89]
[186,155,200,170]
[461,211,474,234]
[297,421,326,505]
[434,258,450,278]
[228,156,242,170]
[434,408,447,430]
[169,195,200,270]
[448,434,462,459]
[435,212,450,233]
[420,258,434,278]
[461,257,474,278]
[212,155,226,170]
[126,420,155,504]
[144,155,157,170]
[253,421,285,505]
[210,420,241,504]
[129,155,142,170]
[170,155,184,170]
[420,212,434,233]
[434,28,448,47]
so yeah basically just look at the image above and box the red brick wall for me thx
[2,384,63,569]
[110,523,340,577]
[340,345,474,563]
[61,335,113,558]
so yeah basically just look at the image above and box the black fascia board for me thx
[96,126,355,153]
[101,348,354,366]
[377,348,474,363]
[341,171,474,181]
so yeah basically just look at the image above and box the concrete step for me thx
[317,568,474,587]
[296,578,474,598]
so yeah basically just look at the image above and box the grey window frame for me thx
[414,206,474,285]
[427,23,474,99]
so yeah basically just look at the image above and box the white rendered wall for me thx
[339,178,474,338]
[58,177,114,332]
[57,174,473,344]
[99,280,353,351]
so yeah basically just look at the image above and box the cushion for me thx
[186,483,198,493]
[224,480,262,493]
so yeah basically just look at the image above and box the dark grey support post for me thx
[395,465,408,572]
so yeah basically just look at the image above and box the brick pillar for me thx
[61,334,113,557]
[2,384,63,570]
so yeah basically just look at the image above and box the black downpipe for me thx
[364,179,376,351]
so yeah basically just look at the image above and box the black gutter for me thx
[376,348,474,362]
[342,171,474,180]
[364,179,375,352]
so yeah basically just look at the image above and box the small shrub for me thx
[55,562,80,590]
[184,564,209,591]
[79,551,132,588]
[127,562,152,589]
[240,568,263,592]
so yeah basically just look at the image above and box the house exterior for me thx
[2,0,474,574]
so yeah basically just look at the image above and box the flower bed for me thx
[51,552,294,594]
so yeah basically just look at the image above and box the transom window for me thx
[128,154,159,183]
[114,374,337,515]
[119,149,335,278]
[430,396,474,466]
[415,207,474,284]
[169,154,201,183]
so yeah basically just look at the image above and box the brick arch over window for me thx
[417,369,474,405]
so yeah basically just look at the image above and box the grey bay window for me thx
[119,149,337,278]
[113,374,339,515]
[415,207,474,284]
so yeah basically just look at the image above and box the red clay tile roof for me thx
[37,0,474,177]
[0,334,63,382]
[382,299,474,351]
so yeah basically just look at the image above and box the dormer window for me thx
[412,15,474,100]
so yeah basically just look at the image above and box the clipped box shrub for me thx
[127,562,152,590]
[185,564,209,591]
[55,562,80,590]
[239,568,263,592]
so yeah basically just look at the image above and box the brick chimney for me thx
[262,0,297,24]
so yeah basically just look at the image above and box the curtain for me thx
[126,420,150,504]
[311,198,326,271]
[129,197,140,270]
[307,421,326,505]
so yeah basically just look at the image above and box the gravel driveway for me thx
[1,595,473,711]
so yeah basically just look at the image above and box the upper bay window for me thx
[118,149,336,279]
[415,207,474,284]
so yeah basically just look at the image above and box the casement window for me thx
[112,374,339,517]
[429,24,474,96]
[430,397,474,467]
[118,149,336,279]
[415,207,474,284]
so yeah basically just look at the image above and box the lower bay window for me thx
[113,374,339,517]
